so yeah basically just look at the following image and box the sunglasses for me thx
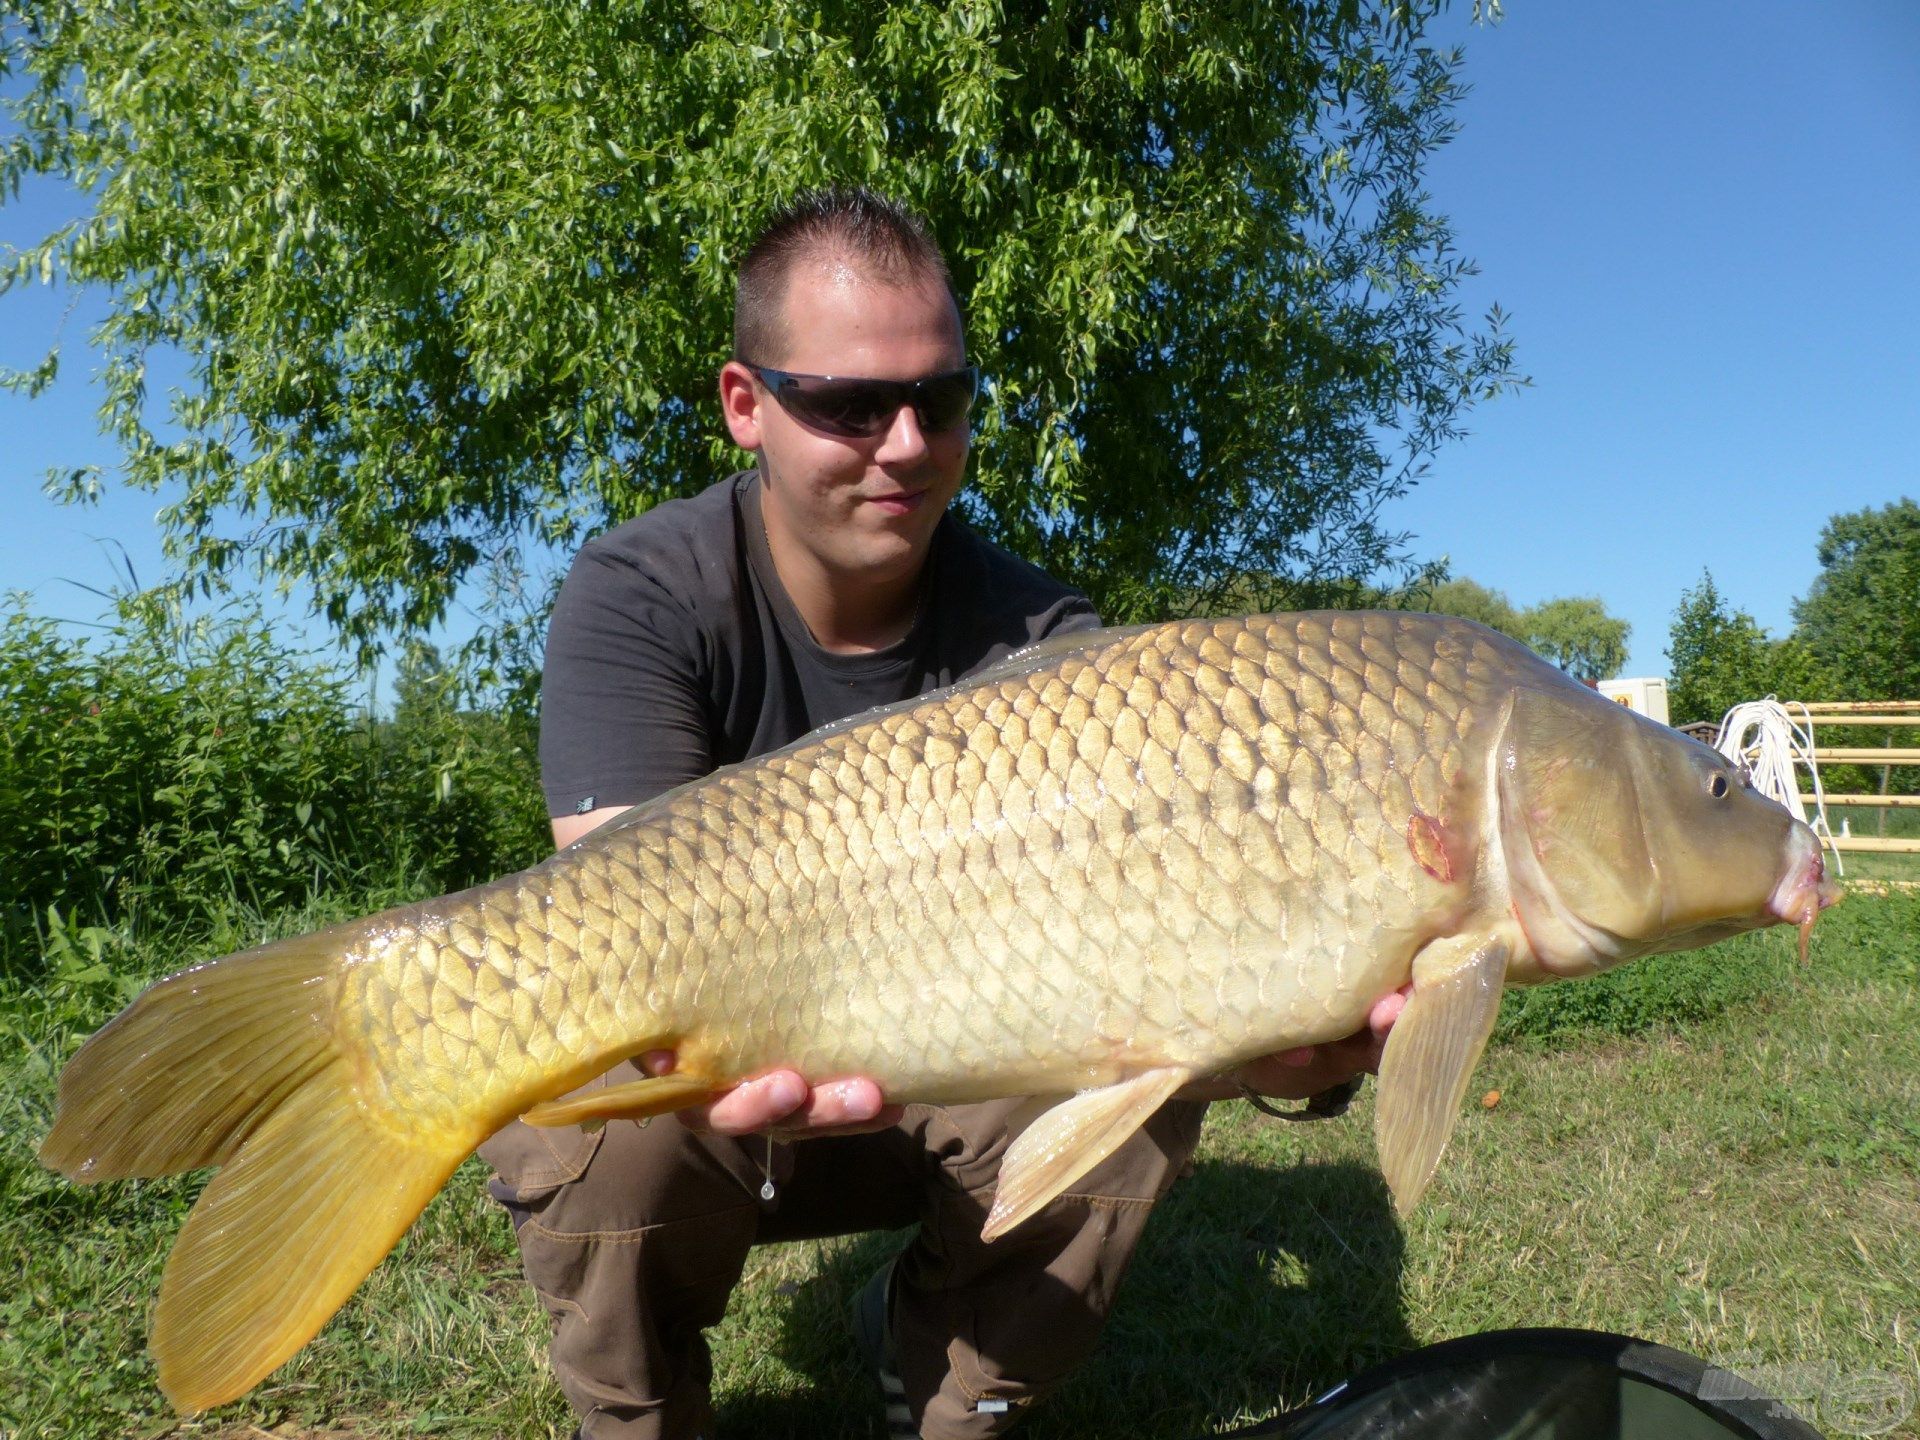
[743,362,980,438]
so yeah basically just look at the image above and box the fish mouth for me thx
[1767,835,1843,962]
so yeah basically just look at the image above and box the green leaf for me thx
[2,0,1522,667]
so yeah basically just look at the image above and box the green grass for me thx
[4,889,1916,1440]
[1837,852,1920,887]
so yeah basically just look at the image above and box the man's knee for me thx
[887,1098,1209,1436]
[481,1098,770,1440]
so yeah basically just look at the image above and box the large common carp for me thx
[42,612,1836,1412]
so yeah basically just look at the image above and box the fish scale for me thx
[343,614,1487,1126]
[41,609,1834,1415]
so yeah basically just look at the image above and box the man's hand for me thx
[642,983,1409,1134]
[1177,984,1410,1104]
[640,1051,905,1139]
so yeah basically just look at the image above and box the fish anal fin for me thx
[982,1066,1193,1242]
[1375,933,1511,1219]
[154,1066,472,1413]
[520,1072,715,1128]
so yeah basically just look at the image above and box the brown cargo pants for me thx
[480,1060,1208,1440]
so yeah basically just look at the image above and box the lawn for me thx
[3,886,1915,1440]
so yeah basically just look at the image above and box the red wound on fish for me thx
[1407,811,1458,883]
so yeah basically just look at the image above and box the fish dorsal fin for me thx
[983,1065,1193,1241]
[959,622,1159,690]
[1374,933,1510,1218]
[800,623,1153,747]
[586,624,1156,851]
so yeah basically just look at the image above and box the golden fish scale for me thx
[340,613,1516,1137]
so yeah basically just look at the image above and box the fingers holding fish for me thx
[765,1077,905,1139]
[1180,983,1411,1103]
[667,1062,903,1139]
[1368,984,1412,1040]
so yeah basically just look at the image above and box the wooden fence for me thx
[1791,701,1920,855]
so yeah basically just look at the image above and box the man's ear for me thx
[718,361,764,452]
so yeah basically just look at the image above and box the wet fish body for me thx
[40,612,1834,1412]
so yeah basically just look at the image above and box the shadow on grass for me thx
[719,1158,1408,1439]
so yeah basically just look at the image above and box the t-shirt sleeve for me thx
[934,519,1108,681]
[1038,594,1104,638]
[537,540,716,818]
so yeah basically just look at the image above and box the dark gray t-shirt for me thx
[539,471,1101,816]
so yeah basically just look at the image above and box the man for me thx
[482,188,1400,1440]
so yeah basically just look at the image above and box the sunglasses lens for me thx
[766,368,979,437]
[913,370,978,432]
[780,379,896,437]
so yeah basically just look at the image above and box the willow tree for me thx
[1521,596,1629,683]
[3,0,1517,689]
[1793,499,1920,704]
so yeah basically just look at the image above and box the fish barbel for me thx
[41,612,1837,1411]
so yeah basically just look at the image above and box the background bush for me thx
[1,594,548,980]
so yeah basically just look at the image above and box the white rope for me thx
[1712,698,1844,876]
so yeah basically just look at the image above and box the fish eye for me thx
[1708,773,1729,799]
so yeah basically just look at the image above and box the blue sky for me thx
[3,1,1917,679]
[1408,1,1919,675]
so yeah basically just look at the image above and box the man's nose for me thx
[872,402,931,463]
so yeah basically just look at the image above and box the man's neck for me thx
[764,531,925,654]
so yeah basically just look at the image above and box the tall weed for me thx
[1,595,547,978]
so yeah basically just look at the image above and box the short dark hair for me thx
[733,187,960,365]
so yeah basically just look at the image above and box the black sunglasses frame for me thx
[742,362,980,439]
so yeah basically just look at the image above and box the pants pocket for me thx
[479,1066,621,1203]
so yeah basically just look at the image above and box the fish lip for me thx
[1767,839,1841,925]
[1767,834,1842,961]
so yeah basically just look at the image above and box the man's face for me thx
[721,261,970,592]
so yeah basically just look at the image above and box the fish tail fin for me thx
[152,1062,466,1412]
[41,927,351,1180]
[39,927,473,1413]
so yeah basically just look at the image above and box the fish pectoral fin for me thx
[520,1072,715,1128]
[1375,932,1511,1220]
[983,1066,1193,1242]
